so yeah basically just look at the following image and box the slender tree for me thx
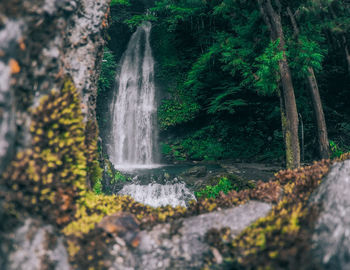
[287,6,330,159]
[258,0,300,168]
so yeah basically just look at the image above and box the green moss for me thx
[1,80,88,226]
[85,120,101,189]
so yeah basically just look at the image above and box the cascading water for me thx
[109,21,158,170]
[108,22,195,207]
[118,181,196,208]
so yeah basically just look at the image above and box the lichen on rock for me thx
[1,80,88,227]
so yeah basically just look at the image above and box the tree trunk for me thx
[287,7,330,159]
[307,67,330,158]
[258,0,300,168]
[278,90,293,165]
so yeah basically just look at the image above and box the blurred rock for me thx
[110,201,272,269]
[311,160,350,269]
[2,218,69,270]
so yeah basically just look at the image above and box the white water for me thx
[118,182,196,208]
[109,22,158,169]
[109,22,195,207]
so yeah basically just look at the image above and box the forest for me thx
[1,0,350,269]
[98,0,350,168]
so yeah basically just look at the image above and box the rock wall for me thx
[0,0,109,176]
[0,1,109,268]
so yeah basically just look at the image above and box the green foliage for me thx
[208,86,246,114]
[98,47,117,94]
[255,39,283,95]
[112,170,129,183]
[158,94,200,129]
[289,35,325,77]
[330,140,344,159]
[181,130,225,161]
[195,173,256,199]
[161,143,187,161]
[101,0,350,164]
[124,14,158,28]
[195,177,233,199]
[93,178,103,195]
[162,125,227,161]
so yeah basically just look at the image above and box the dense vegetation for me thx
[98,0,350,167]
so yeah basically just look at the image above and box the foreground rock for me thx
[0,219,69,270]
[311,159,350,269]
[108,201,272,270]
[0,0,109,175]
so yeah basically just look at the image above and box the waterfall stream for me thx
[109,22,158,169]
[118,182,196,208]
[108,22,195,207]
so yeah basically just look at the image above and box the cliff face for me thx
[0,1,109,268]
[0,0,109,176]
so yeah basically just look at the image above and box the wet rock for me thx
[2,218,69,270]
[181,166,207,178]
[110,201,272,269]
[311,160,350,269]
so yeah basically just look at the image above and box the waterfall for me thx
[109,22,158,169]
[108,22,196,207]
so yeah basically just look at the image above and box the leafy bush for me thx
[98,47,117,94]
[330,140,344,158]
[158,95,200,130]
[111,170,130,184]
[181,136,224,161]
[161,143,187,161]
[195,177,233,199]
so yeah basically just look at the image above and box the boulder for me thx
[109,201,272,269]
[311,160,350,269]
[0,218,69,270]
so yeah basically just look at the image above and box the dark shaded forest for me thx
[98,0,350,168]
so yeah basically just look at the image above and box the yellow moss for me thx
[67,239,80,257]
[1,79,89,226]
